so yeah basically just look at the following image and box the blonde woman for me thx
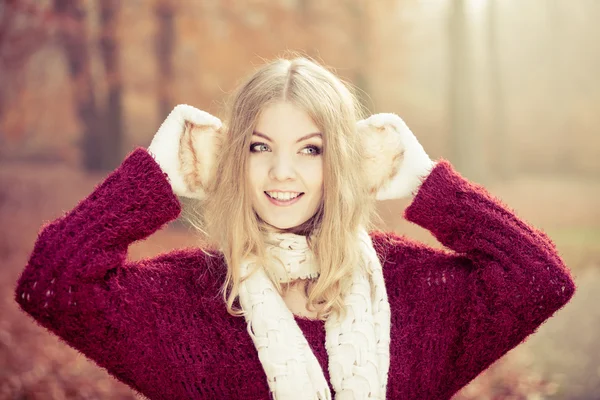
[15,57,575,399]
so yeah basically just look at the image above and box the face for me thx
[249,101,324,231]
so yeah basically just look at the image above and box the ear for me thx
[357,113,435,200]
[178,115,223,200]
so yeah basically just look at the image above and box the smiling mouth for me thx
[264,191,305,206]
[265,192,304,200]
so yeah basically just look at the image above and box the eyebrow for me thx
[252,131,322,143]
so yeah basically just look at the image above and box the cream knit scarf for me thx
[238,227,391,400]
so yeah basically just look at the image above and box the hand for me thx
[148,104,222,199]
[357,113,436,200]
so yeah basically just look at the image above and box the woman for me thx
[15,57,575,399]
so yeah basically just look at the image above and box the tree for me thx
[486,0,511,179]
[448,0,487,182]
[53,0,123,171]
[53,0,102,170]
[154,0,176,118]
[98,0,123,170]
[0,1,52,142]
[345,0,371,112]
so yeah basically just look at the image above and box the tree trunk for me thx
[54,0,124,171]
[155,0,175,118]
[487,0,511,179]
[346,0,371,112]
[98,0,123,170]
[0,1,52,145]
[53,0,104,170]
[448,0,486,182]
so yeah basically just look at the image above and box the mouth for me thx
[264,191,305,206]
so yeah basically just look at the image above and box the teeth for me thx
[266,191,301,201]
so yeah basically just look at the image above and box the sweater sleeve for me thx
[395,160,575,398]
[14,147,183,396]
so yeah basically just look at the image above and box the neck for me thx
[261,229,320,283]
[258,214,321,237]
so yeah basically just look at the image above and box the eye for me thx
[250,142,270,153]
[301,145,322,157]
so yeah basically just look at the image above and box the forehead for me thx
[254,101,321,141]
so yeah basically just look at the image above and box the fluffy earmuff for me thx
[178,118,223,199]
[148,104,223,200]
[357,113,436,200]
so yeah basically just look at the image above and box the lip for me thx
[264,192,304,207]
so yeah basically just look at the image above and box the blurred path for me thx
[521,266,600,399]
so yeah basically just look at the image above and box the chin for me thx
[257,214,311,233]
[270,216,320,235]
[266,220,304,231]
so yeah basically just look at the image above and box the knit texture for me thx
[238,228,390,399]
[15,148,576,400]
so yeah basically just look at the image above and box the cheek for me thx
[315,166,324,204]
[248,159,266,189]
[308,163,323,190]
[301,162,323,203]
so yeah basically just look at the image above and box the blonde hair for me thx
[195,56,378,320]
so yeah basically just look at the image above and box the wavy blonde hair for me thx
[196,56,378,320]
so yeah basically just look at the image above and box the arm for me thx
[14,148,183,396]
[357,113,575,398]
[17,101,222,330]
[398,160,575,397]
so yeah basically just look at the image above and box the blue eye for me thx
[250,142,270,153]
[302,145,322,156]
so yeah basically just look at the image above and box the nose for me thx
[269,153,296,181]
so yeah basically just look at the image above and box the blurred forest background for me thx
[1,0,599,399]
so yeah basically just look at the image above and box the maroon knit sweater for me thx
[15,148,575,399]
